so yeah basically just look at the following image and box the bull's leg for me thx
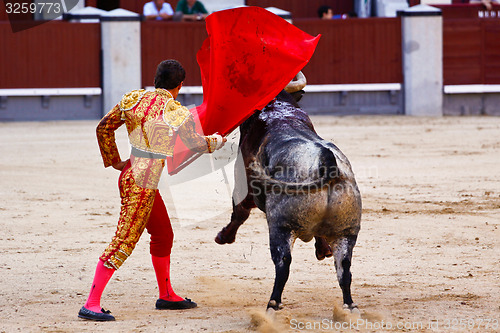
[331,235,358,310]
[267,225,294,311]
[314,236,333,260]
[215,196,255,244]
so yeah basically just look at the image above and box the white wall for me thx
[200,0,245,13]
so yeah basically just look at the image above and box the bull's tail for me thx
[249,144,339,194]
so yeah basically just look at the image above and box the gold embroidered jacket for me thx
[96,88,209,187]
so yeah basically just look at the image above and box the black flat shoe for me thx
[78,306,116,321]
[156,298,197,310]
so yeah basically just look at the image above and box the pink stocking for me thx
[84,260,115,312]
[151,255,184,302]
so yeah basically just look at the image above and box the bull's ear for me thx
[290,90,305,103]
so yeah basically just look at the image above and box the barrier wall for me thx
[0,21,101,89]
[141,18,402,87]
[1,5,499,119]
[2,6,498,89]
[141,21,207,87]
[0,18,400,88]
[294,18,402,84]
[0,1,32,21]
[437,4,500,85]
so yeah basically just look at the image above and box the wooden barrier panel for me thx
[438,4,500,85]
[435,3,500,19]
[141,18,402,87]
[2,6,497,89]
[485,20,500,83]
[443,18,483,85]
[0,21,101,89]
[1,1,10,21]
[0,1,34,22]
[141,21,207,87]
[294,18,403,84]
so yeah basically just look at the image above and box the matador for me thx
[78,60,225,321]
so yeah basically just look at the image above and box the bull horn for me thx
[284,71,307,93]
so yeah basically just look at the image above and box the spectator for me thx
[318,5,349,19]
[176,0,209,21]
[318,5,333,19]
[143,0,174,21]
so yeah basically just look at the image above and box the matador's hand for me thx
[214,134,227,150]
[112,159,129,171]
[207,134,227,152]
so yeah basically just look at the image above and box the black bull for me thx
[215,90,362,311]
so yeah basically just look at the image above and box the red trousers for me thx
[100,161,174,269]
[118,160,174,257]
[147,190,174,257]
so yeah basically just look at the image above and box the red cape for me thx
[167,6,320,174]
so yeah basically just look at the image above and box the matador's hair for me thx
[154,59,186,90]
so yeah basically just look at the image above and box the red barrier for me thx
[141,21,207,87]
[0,21,101,89]
[2,5,498,89]
[294,18,403,84]
[437,4,500,84]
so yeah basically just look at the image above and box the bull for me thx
[215,73,362,312]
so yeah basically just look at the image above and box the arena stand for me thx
[0,1,499,120]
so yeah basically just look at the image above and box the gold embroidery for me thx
[96,105,125,167]
[98,90,209,167]
[120,89,147,111]
[155,88,173,99]
[163,100,191,131]
[177,116,210,153]
[99,162,156,269]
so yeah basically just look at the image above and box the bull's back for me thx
[243,95,361,242]
[263,133,361,242]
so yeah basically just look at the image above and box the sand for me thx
[0,116,499,332]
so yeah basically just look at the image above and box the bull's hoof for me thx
[343,303,360,315]
[315,240,333,261]
[267,300,283,311]
[265,307,276,317]
[214,227,236,245]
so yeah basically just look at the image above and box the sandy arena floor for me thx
[0,115,499,332]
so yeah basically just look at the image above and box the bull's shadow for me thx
[215,74,362,313]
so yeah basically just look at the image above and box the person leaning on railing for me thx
[143,0,174,21]
[176,0,208,21]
